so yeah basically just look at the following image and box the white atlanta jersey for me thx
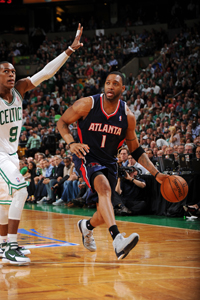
[0,88,23,154]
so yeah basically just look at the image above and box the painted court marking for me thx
[18,228,78,249]
[31,261,200,270]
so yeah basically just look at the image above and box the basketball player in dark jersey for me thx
[57,71,168,260]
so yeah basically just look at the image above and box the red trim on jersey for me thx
[76,122,91,188]
[100,94,120,120]
[117,138,125,149]
[77,121,83,143]
[80,163,91,189]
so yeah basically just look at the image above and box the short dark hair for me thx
[107,71,125,85]
[0,61,13,68]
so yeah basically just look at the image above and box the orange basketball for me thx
[160,175,188,203]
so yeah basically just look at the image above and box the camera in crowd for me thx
[118,166,142,178]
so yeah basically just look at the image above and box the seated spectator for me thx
[19,160,28,176]
[184,143,195,156]
[42,127,57,155]
[36,157,54,203]
[169,126,180,147]
[71,178,89,207]
[177,144,185,154]
[156,134,169,148]
[108,55,118,71]
[195,146,200,160]
[26,130,41,157]
[115,166,147,216]
[25,161,37,203]
[145,148,158,166]
[23,117,33,131]
[42,155,64,204]
[50,156,73,203]
[157,149,164,157]
[127,155,148,175]
[119,147,129,167]
[84,74,95,90]
[84,63,94,77]
[52,161,80,206]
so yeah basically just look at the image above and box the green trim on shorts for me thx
[0,168,27,196]
[0,200,12,205]
[9,152,17,156]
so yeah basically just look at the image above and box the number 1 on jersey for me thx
[101,135,106,148]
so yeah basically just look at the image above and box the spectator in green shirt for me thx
[19,160,28,175]
[26,131,41,157]
[41,99,50,112]
[38,111,49,127]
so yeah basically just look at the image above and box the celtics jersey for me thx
[0,88,23,154]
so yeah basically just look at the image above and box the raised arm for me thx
[15,23,83,97]
[125,108,168,184]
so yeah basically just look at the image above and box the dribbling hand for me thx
[155,173,169,184]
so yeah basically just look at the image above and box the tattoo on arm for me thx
[62,123,68,129]
[138,153,157,176]
[126,137,137,141]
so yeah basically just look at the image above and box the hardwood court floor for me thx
[1,205,200,300]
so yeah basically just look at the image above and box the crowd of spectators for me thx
[1,19,200,215]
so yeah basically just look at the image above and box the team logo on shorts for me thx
[16,177,21,182]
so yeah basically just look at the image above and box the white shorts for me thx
[0,152,27,205]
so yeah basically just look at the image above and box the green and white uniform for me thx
[0,88,27,205]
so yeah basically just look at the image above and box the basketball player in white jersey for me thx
[0,23,83,264]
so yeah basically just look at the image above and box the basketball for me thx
[160,175,188,203]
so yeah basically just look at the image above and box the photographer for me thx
[115,165,147,215]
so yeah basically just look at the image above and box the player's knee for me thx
[8,187,28,220]
[98,182,111,197]
[94,176,111,197]
[0,205,9,224]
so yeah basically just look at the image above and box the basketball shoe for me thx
[37,196,49,204]
[77,219,96,252]
[2,242,31,264]
[113,232,139,260]
[0,242,30,257]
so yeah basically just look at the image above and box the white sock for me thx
[7,234,18,244]
[0,235,7,244]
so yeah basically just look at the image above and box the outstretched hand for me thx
[70,23,83,50]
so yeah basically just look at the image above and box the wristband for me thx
[68,46,75,52]
[68,141,76,147]
[154,171,159,179]
[132,178,134,182]
[131,146,145,161]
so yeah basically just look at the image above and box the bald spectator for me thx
[150,140,156,149]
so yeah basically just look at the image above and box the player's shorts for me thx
[0,152,27,205]
[73,154,117,203]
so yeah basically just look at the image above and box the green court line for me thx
[24,203,200,231]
